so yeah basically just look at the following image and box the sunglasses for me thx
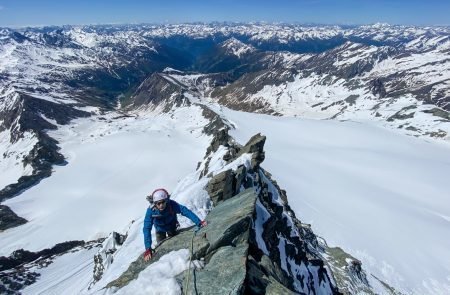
[155,200,166,206]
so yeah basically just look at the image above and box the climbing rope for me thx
[184,229,198,295]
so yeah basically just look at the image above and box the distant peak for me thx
[366,22,391,29]
[220,37,255,57]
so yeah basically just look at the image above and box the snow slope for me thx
[0,130,37,189]
[219,107,450,295]
[0,106,210,256]
[22,245,99,295]
[17,130,223,295]
[6,103,450,294]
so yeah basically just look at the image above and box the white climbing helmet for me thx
[152,188,169,203]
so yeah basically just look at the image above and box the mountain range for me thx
[1,23,450,294]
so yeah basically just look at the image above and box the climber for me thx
[143,188,207,261]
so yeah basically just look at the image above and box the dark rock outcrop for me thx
[199,122,239,178]
[236,133,266,169]
[0,132,65,204]
[0,93,90,141]
[245,168,338,294]
[205,133,266,205]
[0,241,85,293]
[204,128,232,155]
[123,73,190,111]
[211,67,292,115]
[200,105,230,136]
[0,268,40,294]
[370,78,387,98]
[0,93,91,205]
[90,232,127,287]
[0,240,85,272]
[0,240,102,294]
[0,205,27,231]
[422,108,450,121]
[0,93,91,230]
[387,105,416,122]
[205,169,235,205]
[322,246,373,294]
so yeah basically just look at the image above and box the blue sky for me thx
[0,0,449,27]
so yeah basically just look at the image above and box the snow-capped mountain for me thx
[1,23,450,294]
[209,38,450,139]
[220,37,256,58]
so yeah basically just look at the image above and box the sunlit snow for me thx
[0,106,210,255]
[222,108,450,295]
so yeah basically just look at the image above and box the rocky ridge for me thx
[85,123,399,294]
[0,100,401,294]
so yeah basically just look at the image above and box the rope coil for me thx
[184,229,198,295]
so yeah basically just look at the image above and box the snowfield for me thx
[0,130,37,189]
[2,103,450,294]
[221,107,450,295]
[0,106,210,255]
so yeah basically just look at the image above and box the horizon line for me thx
[2,21,450,30]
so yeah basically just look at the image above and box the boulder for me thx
[236,133,266,169]
[205,169,235,204]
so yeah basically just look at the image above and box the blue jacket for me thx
[143,199,201,249]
